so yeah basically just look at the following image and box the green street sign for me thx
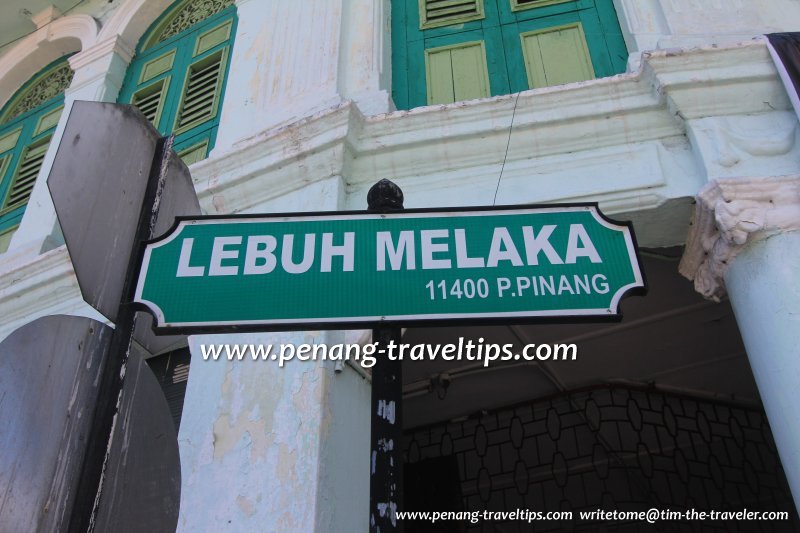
[134,205,645,331]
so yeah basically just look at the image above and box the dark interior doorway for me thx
[401,250,798,531]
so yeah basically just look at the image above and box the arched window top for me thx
[143,0,235,51]
[119,0,237,165]
[1,59,73,125]
[0,56,73,253]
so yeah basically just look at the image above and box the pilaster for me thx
[177,175,371,532]
[213,0,390,153]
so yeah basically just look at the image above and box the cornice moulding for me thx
[68,35,135,71]
[0,41,793,327]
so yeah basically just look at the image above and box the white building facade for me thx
[1,0,800,531]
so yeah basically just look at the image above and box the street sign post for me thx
[44,101,192,531]
[135,204,645,331]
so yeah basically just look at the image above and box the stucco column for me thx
[177,175,372,532]
[9,36,134,257]
[680,175,800,509]
[177,331,371,532]
[213,0,390,153]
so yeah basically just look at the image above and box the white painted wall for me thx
[615,0,800,67]
[178,331,370,532]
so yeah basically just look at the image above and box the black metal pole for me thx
[68,136,175,532]
[368,179,404,533]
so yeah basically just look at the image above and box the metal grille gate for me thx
[403,385,798,532]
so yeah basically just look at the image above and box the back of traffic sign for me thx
[47,102,160,323]
[0,315,180,532]
[47,101,200,352]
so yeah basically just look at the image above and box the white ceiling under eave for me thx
[402,249,759,429]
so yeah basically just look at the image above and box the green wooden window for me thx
[520,23,594,88]
[118,0,237,164]
[393,0,628,110]
[426,41,491,104]
[0,57,72,253]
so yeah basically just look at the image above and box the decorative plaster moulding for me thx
[68,35,135,72]
[679,175,800,302]
[0,41,794,332]
[191,40,787,217]
[0,13,98,109]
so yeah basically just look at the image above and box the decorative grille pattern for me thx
[153,0,234,45]
[2,65,73,123]
[404,386,798,532]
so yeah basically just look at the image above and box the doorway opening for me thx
[401,249,798,531]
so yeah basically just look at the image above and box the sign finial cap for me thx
[368,179,404,212]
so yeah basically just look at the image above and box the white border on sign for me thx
[134,206,645,328]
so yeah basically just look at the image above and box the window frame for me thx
[518,22,595,89]
[117,1,237,163]
[392,0,628,110]
[424,40,492,105]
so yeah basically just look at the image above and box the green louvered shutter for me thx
[426,41,491,104]
[118,0,237,164]
[521,23,595,88]
[174,51,225,133]
[132,79,168,126]
[421,0,484,29]
[4,140,49,210]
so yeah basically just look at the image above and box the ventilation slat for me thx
[190,62,221,80]
[14,173,38,188]
[429,5,478,19]
[427,0,476,9]
[186,76,217,95]
[181,93,216,115]
[184,79,219,99]
[137,93,161,108]
[179,110,213,126]
[137,102,160,117]
[137,99,160,112]
[11,182,36,198]
[5,143,48,209]
[184,77,219,99]
[132,81,165,125]
[424,0,480,24]
[12,171,37,186]
[172,364,190,383]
